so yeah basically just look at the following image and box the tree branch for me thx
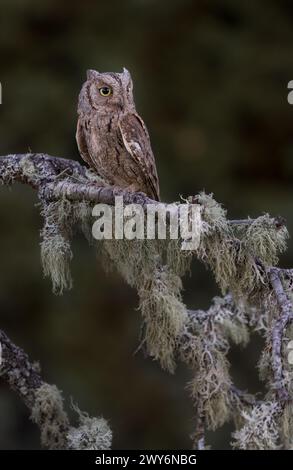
[0,154,286,223]
[0,329,42,407]
[0,328,112,449]
[268,268,293,402]
[1,152,292,449]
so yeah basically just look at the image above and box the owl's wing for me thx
[118,113,160,201]
[76,118,95,169]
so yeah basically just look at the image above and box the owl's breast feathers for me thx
[76,112,160,201]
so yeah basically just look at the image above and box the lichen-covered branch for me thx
[1,152,293,449]
[268,268,293,402]
[0,153,155,207]
[0,329,42,408]
[0,329,112,450]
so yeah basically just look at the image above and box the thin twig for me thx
[268,268,293,402]
[228,216,286,228]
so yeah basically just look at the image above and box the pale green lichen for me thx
[101,227,195,374]
[0,155,17,185]
[220,318,249,346]
[211,296,250,347]
[245,215,288,265]
[40,199,74,294]
[39,192,289,382]
[31,383,69,449]
[138,266,187,372]
[188,343,232,430]
[40,197,93,294]
[102,238,191,372]
[195,193,239,294]
[179,296,260,432]
[73,200,93,242]
[257,346,271,382]
[40,191,288,305]
[67,406,112,450]
[232,401,282,449]
[196,194,288,300]
[19,155,38,178]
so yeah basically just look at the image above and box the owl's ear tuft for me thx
[122,68,131,80]
[87,69,99,80]
[122,68,133,92]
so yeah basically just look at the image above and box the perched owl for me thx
[76,68,160,201]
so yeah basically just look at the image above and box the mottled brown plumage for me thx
[76,68,160,201]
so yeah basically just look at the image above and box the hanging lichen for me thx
[40,195,93,294]
[195,193,289,300]
[232,401,282,450]
[31,383,69,449]
[67,404,112,450]
[101,237,191,372]
[38,190,289,378]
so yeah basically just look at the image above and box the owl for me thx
[76,68,160,201]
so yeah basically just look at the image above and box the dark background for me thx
[0,0,293,449]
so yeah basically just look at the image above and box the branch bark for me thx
[268,268,293,402]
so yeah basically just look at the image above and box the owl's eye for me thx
[99,86,112,97]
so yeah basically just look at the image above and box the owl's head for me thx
[78,68,135,115]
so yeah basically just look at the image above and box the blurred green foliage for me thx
[0,0,293,449]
